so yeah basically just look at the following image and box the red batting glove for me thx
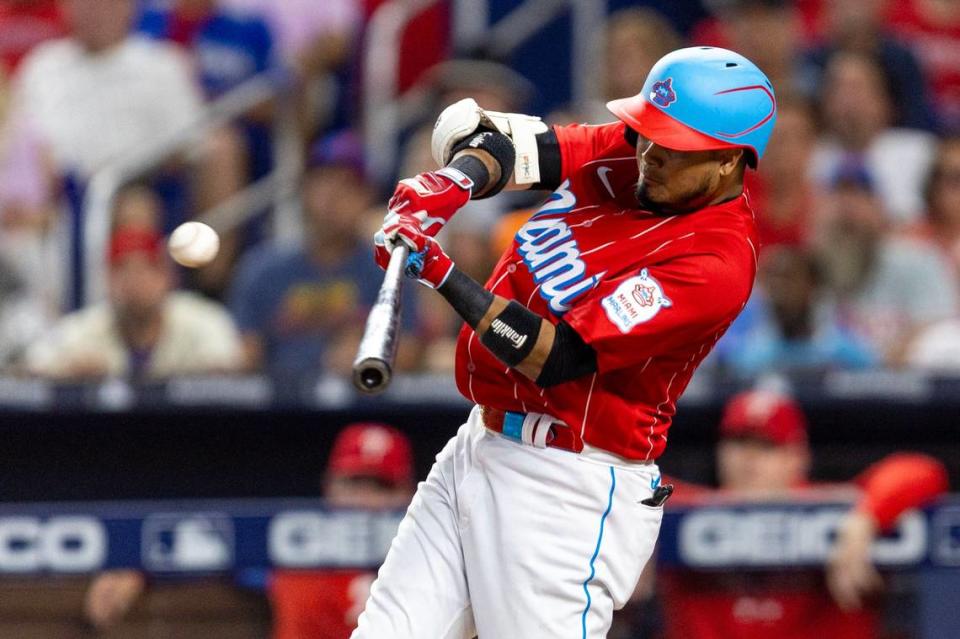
[374,215,455,289]
[386,167,473,237]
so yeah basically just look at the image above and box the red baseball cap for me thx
[327,423,414,486]
[108,228,164,266]
[720,390,808,445]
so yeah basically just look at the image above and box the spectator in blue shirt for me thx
[229,131,417,377]
[137,0,277,181]
[714,245,878,377]
[138,0,274,98]
[138,0,279,293]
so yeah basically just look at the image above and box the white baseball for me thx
[168,221,220,268]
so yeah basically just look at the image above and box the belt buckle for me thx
[502,411,525,441]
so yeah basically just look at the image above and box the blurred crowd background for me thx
[0,0,959,638]
[2,0,960,382]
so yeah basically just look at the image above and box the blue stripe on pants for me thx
[581,466,616,638]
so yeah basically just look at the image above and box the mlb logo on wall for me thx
[602,268,672,333]
[142,513,234,572]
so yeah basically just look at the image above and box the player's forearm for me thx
[476,296,556,379]
[438,268,596,385]
[438,268,552,379]
[447,129,562,196]
[451,149,500,198]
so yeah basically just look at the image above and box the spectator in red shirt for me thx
[269,422,416,639]
[887,0,960,131]
[653,389,949,639]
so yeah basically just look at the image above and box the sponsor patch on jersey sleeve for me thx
[601,268,673,333]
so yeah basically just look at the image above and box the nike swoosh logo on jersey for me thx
[596,166,615,198]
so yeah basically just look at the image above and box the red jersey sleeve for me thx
[270,571,324,639]
[564,237,753,373]
[553,121,632,182]
[853,453,949,531]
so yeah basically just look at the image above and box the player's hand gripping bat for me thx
[353,167,473,394]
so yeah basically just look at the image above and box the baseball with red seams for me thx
[168,221,220,268]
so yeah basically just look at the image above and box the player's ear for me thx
[716,149,744,177]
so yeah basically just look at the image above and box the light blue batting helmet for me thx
[607,46,777,167]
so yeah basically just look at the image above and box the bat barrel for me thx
[352,244,409,394]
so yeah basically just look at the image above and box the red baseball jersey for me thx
[659,571,878,639]
[269,569,374,639]
[455,122,759,460]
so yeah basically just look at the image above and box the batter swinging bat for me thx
[352,244,409,394]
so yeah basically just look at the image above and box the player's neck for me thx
[708,171,746,207]
[707,185,744,208]
[654,182,743,216]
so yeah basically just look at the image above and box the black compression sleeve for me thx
[437,267,494,329]
[437,267,594,379]
[450,131,515,198]
[533,128,562,191]
[449,154,491,194]
[534,321,598,387]
[479,301,541,367]
[439,268,543,369]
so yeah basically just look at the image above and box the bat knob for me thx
[352,357,393,394]
[404,249,424,279]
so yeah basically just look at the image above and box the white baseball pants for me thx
[352,406,663,639]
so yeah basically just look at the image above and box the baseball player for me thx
[657,390,949,639]
[356,47,777,638]
[271,423,416,639]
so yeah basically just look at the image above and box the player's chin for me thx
[635,181,668,209]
